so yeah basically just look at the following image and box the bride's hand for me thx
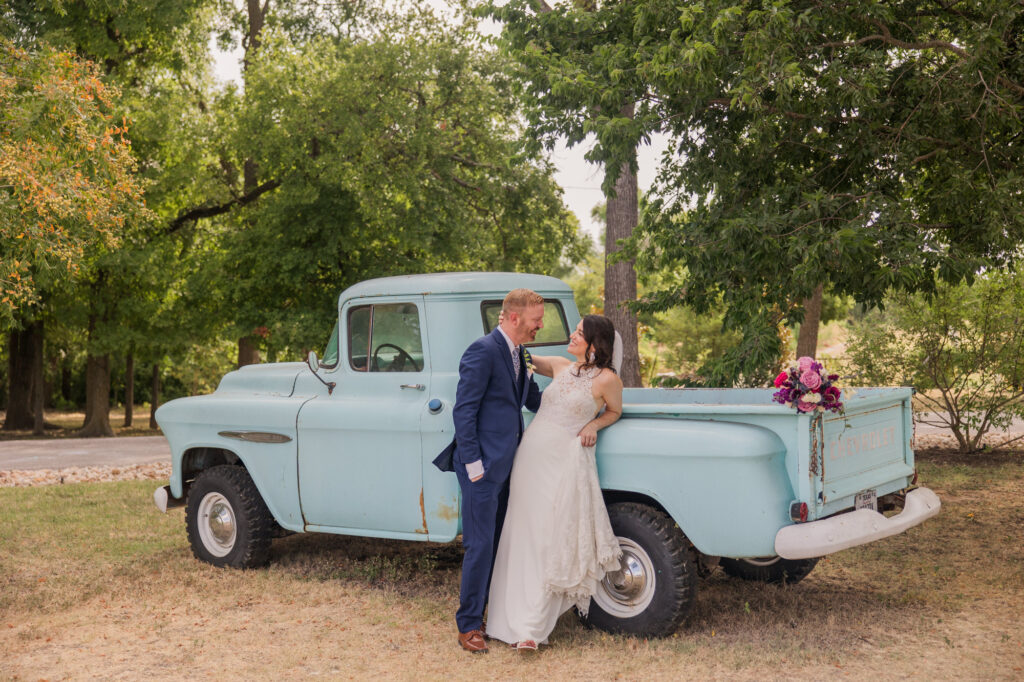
[578,422,598,447]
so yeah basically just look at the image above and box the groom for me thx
[433,288,545,653]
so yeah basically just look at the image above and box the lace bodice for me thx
[534,365,603,433]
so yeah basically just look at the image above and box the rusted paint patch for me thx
[416,488,429,534]
[435,498,459,522]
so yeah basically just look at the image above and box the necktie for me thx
[512,346,521,384]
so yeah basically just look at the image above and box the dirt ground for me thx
[1,448,1023,681]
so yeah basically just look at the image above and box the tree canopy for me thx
[0,40,148,325]
[628,0,1024,384]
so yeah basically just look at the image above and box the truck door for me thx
[296,296,429,537]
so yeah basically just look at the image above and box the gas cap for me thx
[428,399,443,414]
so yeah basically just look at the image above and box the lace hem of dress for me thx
[541,439,623,617]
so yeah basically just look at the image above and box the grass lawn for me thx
[1,450,1022,680]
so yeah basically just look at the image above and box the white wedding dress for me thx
[485,365,622,645]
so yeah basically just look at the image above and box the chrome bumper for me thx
[774,487,941,560]
[153,485,185,513]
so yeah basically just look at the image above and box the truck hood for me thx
[214,362,306,397]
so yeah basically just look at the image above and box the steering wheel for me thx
[372,343,420,372]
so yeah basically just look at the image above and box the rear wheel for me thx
[186,465,274,568]
[583,502,697,637]
[720,556,819,584]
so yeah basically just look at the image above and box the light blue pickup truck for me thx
[154,272,940,637]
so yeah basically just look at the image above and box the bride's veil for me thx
[612,331,623,374]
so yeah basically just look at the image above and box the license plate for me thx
[855,489,877,511]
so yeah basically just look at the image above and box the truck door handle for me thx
[401,384,425,390]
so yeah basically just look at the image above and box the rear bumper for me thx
[774,487,941,560]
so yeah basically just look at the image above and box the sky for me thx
[209,6,670,244]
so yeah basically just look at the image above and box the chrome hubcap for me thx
[197,492,236,557]
[593,538,656,618]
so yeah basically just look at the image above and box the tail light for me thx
[789,501,809,523]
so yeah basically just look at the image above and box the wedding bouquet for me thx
[772,356,843,413]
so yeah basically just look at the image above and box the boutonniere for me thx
[523,349,535,378]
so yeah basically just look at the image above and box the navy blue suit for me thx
[445,328,541,633]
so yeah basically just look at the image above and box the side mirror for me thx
[306,350,335,395]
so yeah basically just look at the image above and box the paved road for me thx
[0,436,170,470]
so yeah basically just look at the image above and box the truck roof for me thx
[338,272,573,301]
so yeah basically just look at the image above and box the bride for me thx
[485,314,624,650]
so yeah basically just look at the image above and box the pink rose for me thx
[800,370,821,390]
[773,371,789,388]
[796,400,817,413]
[798,356,815,372]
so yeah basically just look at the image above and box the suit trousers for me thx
[455,467,510,633]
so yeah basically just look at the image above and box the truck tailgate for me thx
[817,391,915,516]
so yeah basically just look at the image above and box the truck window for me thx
[322,320,339,368]
[480,299,570,347]
[348,303,424,372]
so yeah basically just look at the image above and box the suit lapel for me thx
[491,328,518,391]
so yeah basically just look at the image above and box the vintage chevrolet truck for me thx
[154,272,940,637]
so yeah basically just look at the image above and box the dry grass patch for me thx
[2,454,1023,680]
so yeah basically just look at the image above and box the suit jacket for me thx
[433,328,541,480]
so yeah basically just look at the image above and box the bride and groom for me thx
[433,288,625,653]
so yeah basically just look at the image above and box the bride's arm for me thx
[526,353,571,378]
[577,371,624,447]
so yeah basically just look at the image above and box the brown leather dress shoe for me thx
[458,629,488,654]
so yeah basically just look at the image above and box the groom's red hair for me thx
[503,288,544,313]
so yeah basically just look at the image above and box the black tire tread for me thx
[185,464,275,569]
[585,502,697,638]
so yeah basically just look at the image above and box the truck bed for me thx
[616,387,916,520]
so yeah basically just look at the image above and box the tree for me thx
[196,6,587,358]
[626,0,1024,385]
[483,0,665,387]
[0,40,147,430]
[845,270,1024,453]
[3,0,220,435]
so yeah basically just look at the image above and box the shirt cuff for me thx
[465,460,485,480]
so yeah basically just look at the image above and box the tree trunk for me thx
[237,336,260,368]
[604,103,642,388]
[78,354,114,437]
[31,320,44,435]
[4,326,35,430]
[124,351,134,427]
[78,310,114,437]
[149,363,160,429]
[796,284,824,359]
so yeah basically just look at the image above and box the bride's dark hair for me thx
[575,314,617,375]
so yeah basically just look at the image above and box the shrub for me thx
[844,270,1024,453]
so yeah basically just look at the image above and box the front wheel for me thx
[719,556,819,584]
[583,502,697,637]
[185,465,275,568]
